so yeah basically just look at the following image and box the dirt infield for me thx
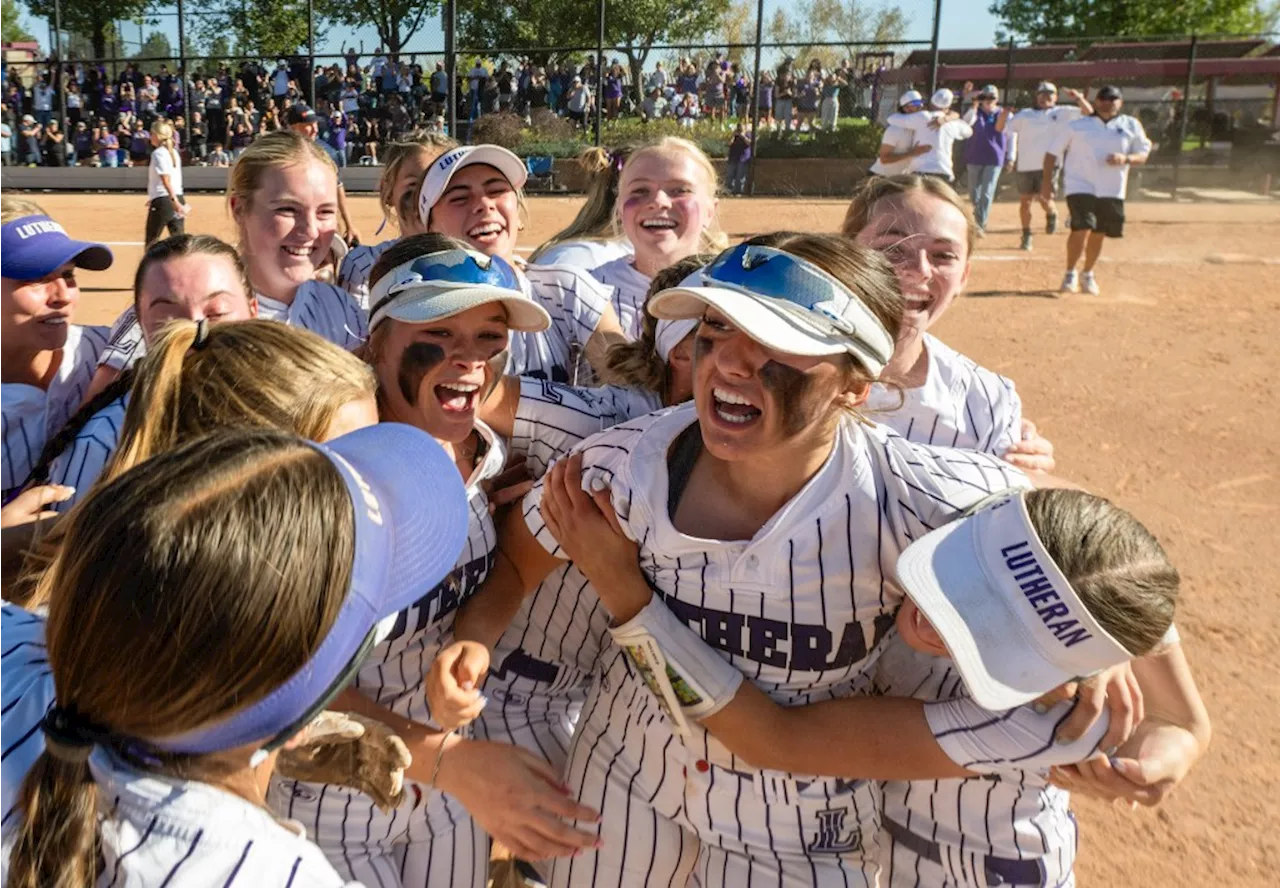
[25,191,1280,885]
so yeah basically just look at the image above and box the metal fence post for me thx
[53,0,67,128]
[1172,34,1198,199]
[594,0,605,146]
[746,0,764,195]
[1004,36,1015,101]
[307,0,316,105]
[178,0,192,141]
[445,0,457,138]
[927,0,942,93]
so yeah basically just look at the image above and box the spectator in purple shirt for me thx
[962,82,1012,234]
[326,109,349,166]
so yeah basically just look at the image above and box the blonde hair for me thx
[228,130,339,243]
[104,319,374,484]
[1,196,49,223]
[7,430,354,888]
[1025,488,1178,656]
[617,137,728,253]
[841,174,977,259]
[150,118,178,167]
[378,132,459,231]
[601,253,713,396]
[530,147,626,261]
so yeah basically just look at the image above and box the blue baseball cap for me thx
[1,215,113,282]
[149,422,471,757]
[647,243,895,376]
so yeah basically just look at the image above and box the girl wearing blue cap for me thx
[4,424,471,887]
[1,198,112,506]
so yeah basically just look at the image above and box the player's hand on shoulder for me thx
[434,739,602,861]
[1040,662,1143,754]
[426,641,490,730]
[1050,720,1200,808]
[539,452,636,578]
[1002,419,1056,474]
[483,453,536,516]
[1,484,74,528]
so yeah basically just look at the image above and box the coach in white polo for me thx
[1006,81,1093,251]
[1044,84,1151,295]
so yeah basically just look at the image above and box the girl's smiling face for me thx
[618,149,717,276]
[426,164,521,260]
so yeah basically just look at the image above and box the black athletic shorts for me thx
[1067,193,1125,238]
[1017,170,1044,195]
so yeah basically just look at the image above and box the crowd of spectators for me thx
[1,48,882,168]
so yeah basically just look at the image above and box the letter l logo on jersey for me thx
[807,807,861,854]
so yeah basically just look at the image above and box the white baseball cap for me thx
[929,88,954,109]
[418,145,528,225]
[979,84,999,98]
[1037,81,1058,94]
[895,490,1135,711]
[898,89,924,108]
[369,246,550,333]
[648,243,895,376]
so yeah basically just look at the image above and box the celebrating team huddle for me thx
[0,118,1208,888]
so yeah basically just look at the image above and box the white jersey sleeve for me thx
[1,604,55,830]
[511,378,662,477]
[98,305,146,372]
[511,264,612,384]
[589,256,652,340]
[925,695,1110,774]
[44,394,128,513]
[288,280,369,351]
[337,239,395,310]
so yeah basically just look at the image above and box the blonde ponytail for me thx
[7,748,100,888]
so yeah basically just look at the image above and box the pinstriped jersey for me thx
[589,256,652,340]
[98,305,146,372]
[874,634,1107,887]
[336,239,395,310]
[0,604,54,837]
[44,393,127,513]
[254,281,368,351]
[508,264,610,384]
[2,324,108,500]
[866,334,1022,456]
[352,422,504,726]
[487,379,663,703]
[523,405,1028,854]
[534,238,633,271]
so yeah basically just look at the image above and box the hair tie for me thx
[41,706,106,764]
[192,317,211,350]
[610,149,628,174]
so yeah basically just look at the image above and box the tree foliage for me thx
[766,0,909,68]
[23,0,148,57]
[990,0,1273,42]
[315,0,439,57]
[194,0,317,60]
[3,0,37,45]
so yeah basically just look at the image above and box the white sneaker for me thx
[1081,271,1100,295]
[1060,271,1078,294]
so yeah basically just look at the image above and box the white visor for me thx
[418,145,529,226]
[369,252,550,333]
[895,490,1135,711]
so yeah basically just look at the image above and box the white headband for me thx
[655,318,698,363]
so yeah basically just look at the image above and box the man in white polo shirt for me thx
[1045,85,1151,295]
[1006,81,1093,250]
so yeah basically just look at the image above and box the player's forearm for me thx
[1126,152,1150,167]
[1041,152,1058,178]
[1132,641,1211,752]
[700,685,970,780]
[583,305,628,376]
[454,551,529,651]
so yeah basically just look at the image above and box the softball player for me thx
[2,424,470,887]
[589,138,726,339]
[886,90,973,183]
[34,235,258,511]
[530,147,634,269]
[842,174,1055,471]
[272,234,600,888]
[338,132,459,309]
[869,90,927,177]
[417,144,627,383]
[91,131,367,392]
[1,202,112,502]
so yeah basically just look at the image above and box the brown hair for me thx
[840,174,977,259]
[600,253,714,397]
[530,147,627,261]
[1025,489,1179,656]
[378,132,459,232]
[7,430,354,888]
[368,232,473,292]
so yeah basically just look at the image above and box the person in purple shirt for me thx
[326,109,348,166]
[604,64,624,119]
[962,82,1012,235]
[97,126,120,167]
[99,84,118,118]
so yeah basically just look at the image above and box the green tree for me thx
[23,0,149,57]
[767,0,908,69]
[2,0,37,44]
[990,0,1272,42]
[315,0,440,59]
[716,0,755,65]
[196,0,317,60]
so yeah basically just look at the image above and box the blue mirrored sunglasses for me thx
[703,243,855,328]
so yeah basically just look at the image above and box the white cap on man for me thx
[895,490,1135,710]
[898,89,924,108]
[1037,81,1057,94]
[929,88,954,110]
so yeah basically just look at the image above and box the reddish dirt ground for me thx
[25,191,1280,885]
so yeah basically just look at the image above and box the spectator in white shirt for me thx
[1006,81,1093,250]
[886,88,973,183]
[1044,84,1151,295]
[272,59,291,108]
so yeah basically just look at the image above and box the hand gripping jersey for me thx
[508,263,612,385]
[873,634,1108,888]
[522,405,1028,888]
[589,256,652,341]
[865,334,1022,455]
[269,424,504,888]
[1,324,108,500]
